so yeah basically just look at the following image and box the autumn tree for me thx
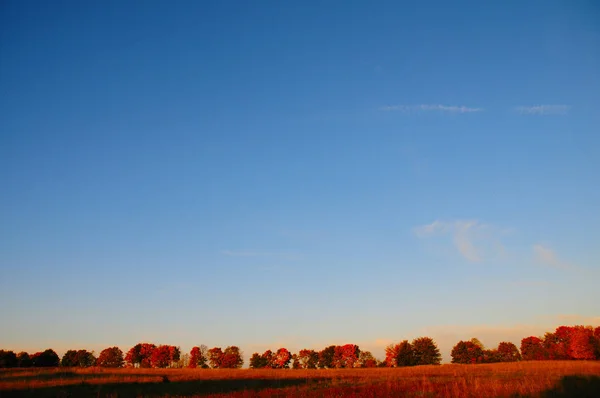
[297,349,319,369]
[318,345,336,369]
[96,347,124,368]
[396,340,415,367]
[31,349,59,367]
[496,342,521,362]
[125,343,156,368]
[207,347,223,368]
[272,348,292,369]
[543,332,567,360]
[358,351,377,368]
[385,343,401,367]
[61,350,78,367]
[169,346,181,366]
[451,341,484,364]
[412,337,441,365]
[189,346,209,368]
[249,352,267,369]
[568,326,596,360]
[291,354,301,369]
[60,350,96,367]
[595,327,600,359]
[521,336,547,360]
[221,346,243,368]
[333,344,360,368]
[151,345,173,368]
[17,352,32,368]
[470,338,484,349]
[0,350,18,368]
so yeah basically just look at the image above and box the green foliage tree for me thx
[61,350,79,367]
[396,340,415,367]
[412,337,441,365]
[249,352,266,369]
[451,341,484,364]
[470,338,485,349]
[291,354,301,369]
[297,349,319,369]
[358,351,377,368]
[318,345,335,369]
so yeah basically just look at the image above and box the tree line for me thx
[1,325,598,369]
[450,325,600,364]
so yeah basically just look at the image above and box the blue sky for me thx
[1,0,599,362]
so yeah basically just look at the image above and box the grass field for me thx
[1,361,600,397]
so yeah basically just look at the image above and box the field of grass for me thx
[1,361,600,397]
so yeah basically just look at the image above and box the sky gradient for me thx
[1,0,599,362]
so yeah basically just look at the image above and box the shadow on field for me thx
[538,375,600,398]
[0,376,321,397]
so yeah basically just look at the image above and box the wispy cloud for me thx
[382,104,483,113]
[414,220,505,262]
[515,105,570,115]
[533,244,573,269]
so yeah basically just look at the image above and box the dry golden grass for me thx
[1,361,600,397]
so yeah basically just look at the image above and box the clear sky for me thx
[1,0,599,362]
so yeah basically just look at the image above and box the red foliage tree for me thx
[272,348,292,369]
[385,343,401,367]
[189,346,208,368]
[96,347,124,368]
[568,326,595,360]
[521,336,547,360]
[151,345,172,368]
[221,346,243,368]
[169,346,181,365]
[543,332,568,360]
[334,344,360,368]
[496,342,521,362]
[125,343,156,368]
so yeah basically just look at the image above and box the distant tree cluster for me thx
[248,339,440,370]
[249,344,376,369]
[384,337,442,367]
[450,325,600,365]
[2,325,599,369]
[520,326,600,361]
[0,349,59,368]
[451,339,521,364]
